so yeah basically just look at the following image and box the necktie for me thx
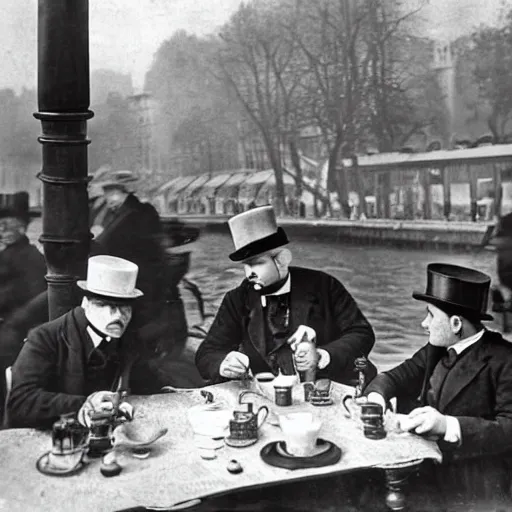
[426,348,458,407]
[441,347,458,369]
[266,294,290,336]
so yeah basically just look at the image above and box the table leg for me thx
[382,463,419,511]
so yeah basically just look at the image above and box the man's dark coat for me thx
[365,330,512,504]
[195,267,376,384]
[7,307,159,429]
[0,236,46,321]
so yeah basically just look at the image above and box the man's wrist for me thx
[443,415,461,445]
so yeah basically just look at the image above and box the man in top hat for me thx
[7,255,161,429]
[364,263,512,507]
[0,191,46,321]
[195,205,376,385]
[0,191,47,422]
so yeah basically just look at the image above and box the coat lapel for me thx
[438,340,489,412]
[420,344,446,405]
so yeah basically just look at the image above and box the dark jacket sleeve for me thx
[452,356,512,460]
[195,290,244,382]
[321,274,376,380]
[8,327,86,429]
[364,345,428,403]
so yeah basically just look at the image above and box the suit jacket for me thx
[7,307,160,429]
[195,267,376,384]
[364,331,512,503]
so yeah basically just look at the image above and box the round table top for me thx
[0,381,441,512]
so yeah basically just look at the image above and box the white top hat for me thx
[228,205,288,261]
[77,255,143,299]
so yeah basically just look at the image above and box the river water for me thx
[28,221,503,372]
[183,230,502,372]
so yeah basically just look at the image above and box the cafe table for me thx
[0,381,441,512]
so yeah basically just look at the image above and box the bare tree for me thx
[215,0,312,214]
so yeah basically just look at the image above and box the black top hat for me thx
[412,263,493,321]
[0,192,37,224]
[228,206,289,262]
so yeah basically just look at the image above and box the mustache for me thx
[107,320,125,329]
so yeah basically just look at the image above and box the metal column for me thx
[35,0,93,320]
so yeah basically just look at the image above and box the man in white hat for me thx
[7,255,157,429]
[195,205,376,385]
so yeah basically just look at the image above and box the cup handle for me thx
[257,406,269,428]
[342,395,354,417]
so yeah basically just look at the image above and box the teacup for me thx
[342,394,368,425]
[279,412,322,457]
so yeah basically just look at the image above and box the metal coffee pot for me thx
[225,395,269,447]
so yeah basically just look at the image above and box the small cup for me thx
[272,374,297,407]
[360,402,386,440]
[279,412,322,457]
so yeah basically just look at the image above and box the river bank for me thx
[162,215,493,250]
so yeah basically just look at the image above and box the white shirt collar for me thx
[86,326,111,348]
[449,329,485,355]
[260,274,291,307]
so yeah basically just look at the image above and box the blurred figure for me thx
[88,165,111,227]
[0,192,47,422]
[91,170,202,388]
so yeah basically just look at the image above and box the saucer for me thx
[225,436,258,448]
[36,452,85,477]
[260,439,341,470]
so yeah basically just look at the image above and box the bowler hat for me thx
[77,255,143,300]
[0,192,37,223]
[228,205,288,261]
[413,263,493,321]
[99,170,139,193]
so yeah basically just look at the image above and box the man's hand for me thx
[118,402,134,421]
[402,406,447,437]
[287,325,316,352]
[90,225,104,238]
[293,341,319,372]
[219,351,249,379]
[78,390,118,427]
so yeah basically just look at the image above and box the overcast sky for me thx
[0,0,506,94]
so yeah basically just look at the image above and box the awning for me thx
[238,170,274,204]
[166,176,202,201]
[215,172,253,200]
[255,173,296,203]
[156,176,182,195]
[197,172,235,198]
[177,174,211,199]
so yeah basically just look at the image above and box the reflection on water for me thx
[185,232,503,372]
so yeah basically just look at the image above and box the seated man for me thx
[195,205,376,385]
[7,255,160,429]
[0,191,47,422]
[365,263,512,507]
